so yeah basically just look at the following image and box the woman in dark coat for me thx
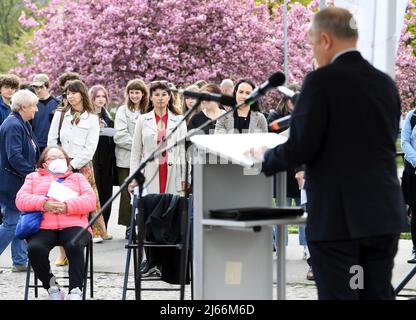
[0,89,40,272]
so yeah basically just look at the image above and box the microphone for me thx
[277,86,295,98]
[245,72,286,106]
[269,114,291,132]
[177,89,236,107]
[278,86,300,105]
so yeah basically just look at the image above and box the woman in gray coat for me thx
[215,78,267,134]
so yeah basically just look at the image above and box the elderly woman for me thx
[0,89,39,272]
[15,146,96,300]
[214,78,268,134]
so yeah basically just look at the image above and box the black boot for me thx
[407,248,416,263]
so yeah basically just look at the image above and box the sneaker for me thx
[306,266,315,281]
[93,236,103,243]
[408,249,416,264]
[303,246,310,261]
[66,287,83,300]
[11,264,27,272]
[48,286,65,300]
[141,265,161,277]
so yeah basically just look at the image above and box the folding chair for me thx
[24,238,94,300]
[122,192,193,300]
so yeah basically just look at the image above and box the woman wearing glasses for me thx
[129,81,186,195]
[16,146,96,300]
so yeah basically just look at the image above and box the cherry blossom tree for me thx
[14,0,416,110]
[15,0,282,105]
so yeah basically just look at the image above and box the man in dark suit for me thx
[253,7,405,299]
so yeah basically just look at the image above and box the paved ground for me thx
[1,186,415,300]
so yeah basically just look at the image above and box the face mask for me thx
[48,159,68,174]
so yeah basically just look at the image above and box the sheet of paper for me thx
[100,127,117,137]
[47,181,79,202]
[190,133,287,167]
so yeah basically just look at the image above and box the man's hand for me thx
[244,146,268,162]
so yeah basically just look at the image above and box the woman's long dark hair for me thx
[66,80,93,113]
[276,84,300,117]
[147,81,182,115]
[233,78,260,111]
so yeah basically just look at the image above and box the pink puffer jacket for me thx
[15,169,96,234]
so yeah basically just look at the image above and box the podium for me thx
[190,133,306,300]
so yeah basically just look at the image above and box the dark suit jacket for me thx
[0,112,39,209]
[263,51,405,242]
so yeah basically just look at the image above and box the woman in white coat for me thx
[129,81,186,196]
[48,80,109,265]
[113,79,148,234]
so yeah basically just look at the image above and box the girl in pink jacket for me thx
[15,146,96,300]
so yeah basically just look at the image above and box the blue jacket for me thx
[401,110,416,167]
[31,96,59,148]
[0,112,39,209]
[0,96,11,127]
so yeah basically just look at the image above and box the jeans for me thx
[0,204,28,266]
[273,197,307,249]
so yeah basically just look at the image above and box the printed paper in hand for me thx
[47,181,79,202]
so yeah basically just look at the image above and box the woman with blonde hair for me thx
[114,79,148,237]
[89,85,115,229]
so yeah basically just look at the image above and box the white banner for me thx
[334,0,408,78]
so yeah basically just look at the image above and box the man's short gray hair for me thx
[310,7,358,39]
[220,79,234,88]
[10,89,39,112]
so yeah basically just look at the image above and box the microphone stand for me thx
[72,98,203,246]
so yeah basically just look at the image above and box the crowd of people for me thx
[0,69,310,300]
[0,6,411,301]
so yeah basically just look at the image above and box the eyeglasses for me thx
[45,155,66,162]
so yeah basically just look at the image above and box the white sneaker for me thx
[66,287,83,300]
[48,286,65,300]
[93,236,103,243]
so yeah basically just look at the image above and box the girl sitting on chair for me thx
[15,146,96,300]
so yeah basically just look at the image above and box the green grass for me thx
[397,137,404,167]
[401,233,412,240]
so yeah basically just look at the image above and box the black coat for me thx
[262,51,405,242]
[141,193,190,284]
